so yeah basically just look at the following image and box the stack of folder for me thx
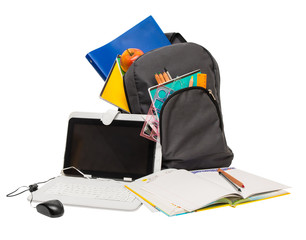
[86,16,171,112]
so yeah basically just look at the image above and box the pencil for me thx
[154,73,162,84]
[162,72,170,82]
[217,168,245,188]
[164,68,172,80]
[158,72,166,83]
[189,76,194,87]
[219,171,241,192]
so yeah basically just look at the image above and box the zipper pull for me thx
[208,89,217,101]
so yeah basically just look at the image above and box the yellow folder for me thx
[100,57,130,113]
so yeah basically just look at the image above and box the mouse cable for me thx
[6,177,56,198]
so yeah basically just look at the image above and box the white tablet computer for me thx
[64,111,161,179]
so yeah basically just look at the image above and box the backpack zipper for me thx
[208,89,216,100]
[206,88,224,130]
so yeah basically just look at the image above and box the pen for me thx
[218,168,245,188]
[218,171,242,192]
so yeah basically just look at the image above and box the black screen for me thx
[63,118,156,180]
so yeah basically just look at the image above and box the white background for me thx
[1,0,305,239]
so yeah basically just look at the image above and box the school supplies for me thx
[154,73,162,84]
[218,170,241,192]
[162,71,170,82]
[100,56,130,113]
[86,16,171,80]
[148,70,200,118]
[154,70,172,85]
[148,69,200,105]
[189,76,194,87]
[140,70,208,142]
[196,73,207,88]
[125,168,289,216]
[140,104,159,142]
[218,168,245,188]
[150,84,174,118]
[158,73,165,83]
[164,68,172,80]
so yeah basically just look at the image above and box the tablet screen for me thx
[63,118,156,180]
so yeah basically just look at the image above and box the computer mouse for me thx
[36,200,64,218]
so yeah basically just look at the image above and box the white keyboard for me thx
[31,176,141,210]
[45,180,135,202]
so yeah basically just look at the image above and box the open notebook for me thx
[125,168,289,216]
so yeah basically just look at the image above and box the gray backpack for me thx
[123,33,233,170]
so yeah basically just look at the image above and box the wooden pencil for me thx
[218,168,245,188]
[155,73,162,84]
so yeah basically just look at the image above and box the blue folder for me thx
[86,16,171,80]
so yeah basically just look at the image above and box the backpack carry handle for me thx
[165,32,187,44]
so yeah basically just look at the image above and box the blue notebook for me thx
[86,16,171,80]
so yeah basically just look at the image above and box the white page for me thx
[194,169,289,199]
[193,169,237,193]
[141,170,233,212]
[126,169,186,215]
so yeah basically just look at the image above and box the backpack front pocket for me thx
[159,87,233,170]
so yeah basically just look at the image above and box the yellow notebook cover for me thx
[100,56,130,113]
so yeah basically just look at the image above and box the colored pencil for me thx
[218,168,245,188]
[158,72,166,83]
[155,73,162,84]
[219,171,242,192]
[163,72,170,82]
[189,76,194,87]
[164,68,172,80]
